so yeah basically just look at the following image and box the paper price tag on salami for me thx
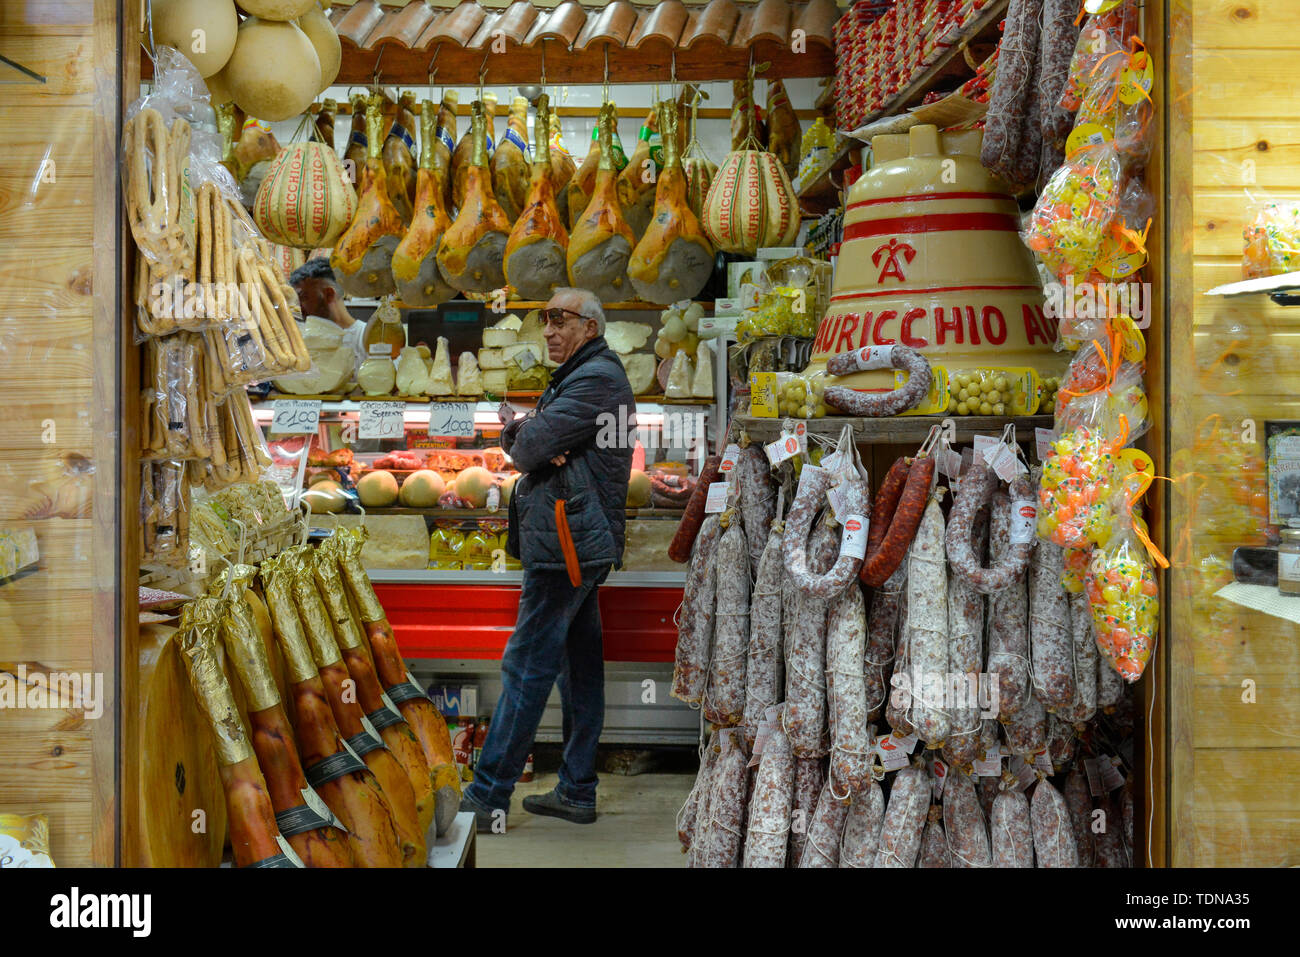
[1008,756,1037,791]
[358,401,406,440]
[820,449,845,474]
[825,484,847,524]
[270,399,321,435]
[842,344,895,372]
[973,744,1002,777]
[1032,749,1054,775]
[1083,757,1105,796]
[703,481,730,514]
[892,732,919,753]
[840,514,868,559]
[748,704,782,768]
[932,758,948,797]
[875,734,911,771]
[1035,427,1057,462]
[1008,499,1038,544]
[1102,755,1126,792]
[972,434,999,457]
[936,445,963,479]
[983,441,1021,482]
[719,443,741,473]
[764,423,807,466]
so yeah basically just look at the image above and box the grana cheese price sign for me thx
[428,402,476,438]
[358,402,406,440]
[270,399,321,435]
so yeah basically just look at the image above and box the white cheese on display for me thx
[604,320,654,354]
[691,341,714,398]
[517,311,556,368]
[357,357,396,396]
[665,351,694,399]
[482,369,509,394]
[482,320,519,348]
[619,353,657,396]
[478,348,506,370]
[503,342,543,369]
[395,346,429,396]
[428,336,455,396]
[457,351,484,396]
[272,315,352,395]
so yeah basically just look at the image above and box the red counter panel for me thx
[374,583,683,663]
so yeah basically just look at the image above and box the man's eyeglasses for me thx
[541,307,589,329]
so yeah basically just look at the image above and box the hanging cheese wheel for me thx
[237,0,316,19]
[701,148,800,255]
[153,0,238,78]
[297,4,341,92]
[253,141,358,249]
[224,18,321,122]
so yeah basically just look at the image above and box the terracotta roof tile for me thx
[418,2,489,47]
[733,0,791,48]
[627,1,690,49]
[794,0,838,48]
[680,0,740,49]
[465,10,504,49]
[523,0,588,47]
[333,0,388,47]
[574,0,639,50]
[361,1,437,49]
[494,1,541,44]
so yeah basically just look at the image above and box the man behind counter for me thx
[289,258,367,369]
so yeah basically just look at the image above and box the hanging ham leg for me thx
[505,94,570,301]
[430,91,459,221]
[392,96,457,306]
[452,91,496,214]
[568,103,637,302]
[331,93,404,298]
[766,79,802,180]
[382,91,418,225]
[438,99,511,294]
[628,101,714,304]
[617,105,661,240]
[549,111,576,227]
[493,95,532,222]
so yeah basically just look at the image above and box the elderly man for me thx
[288,258,367,368]
[460,288,635,832]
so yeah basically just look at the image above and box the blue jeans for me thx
[466,568,605,811]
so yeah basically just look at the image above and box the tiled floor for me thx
[474,771,695,868]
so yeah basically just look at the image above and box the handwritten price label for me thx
[428,401,476,438]
[358,402,406,440]
[270,399,321,435]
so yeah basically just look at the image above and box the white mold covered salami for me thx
[695,728,750,868]
[1030,778,1080,868]
[743,522,785,745]
[946,460,1035,594]
[873,764,930,868]
[679,730,720,853]
[943,500,987,769]
[784,463,869,600]
[838,780,885,868]
[991,788,1035,867]
[1058,591,1098,726]
[918,806,951,867]
[1094,792,1130,867]
[671,514,722,704]
[906,498,950,748]
[943,769,992,867]
[789,756,825,866]
[1030,535,1075,710]
[742,705,795,868]
[785,522,839,757]
[987,491,1032,717]
[827,582,872,794]
[1098,640,1124,710]
[865,563,905,720]
[823,345,933,417]
[798,778,851,868]
[703,513,750,726]
[1002,689,1047,756]
[1063,767,1095,867]
[885,589,916,738]
[737,445,777,570]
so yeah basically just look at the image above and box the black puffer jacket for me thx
[502,336,635,573]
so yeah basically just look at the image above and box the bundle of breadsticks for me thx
[141,459,191,568]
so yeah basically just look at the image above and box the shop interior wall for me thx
[0,0,124,867]
[1166,0,1300,867]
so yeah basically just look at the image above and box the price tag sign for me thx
[972,434,999,457]
[974,744,1002,777]
[765,432,802,467]
[358,401,405,440]
[936,446,963,479]
[703,481,730,514]
[1032,749,1054,775]
[875,735,911,771]
[270,399,321,435]
[932,758,948,797]
[515,346,539,372]
[983,441,1023,482]
[428,402,476,438]
[1035,427,1057,462]
[719,443,741,473]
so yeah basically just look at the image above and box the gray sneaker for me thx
[459,791,506,834]
[521,789,597,824]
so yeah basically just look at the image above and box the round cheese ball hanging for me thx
[253,141,358,249]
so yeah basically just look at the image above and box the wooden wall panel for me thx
[1167,0,1300,867]
[0,1,121,867]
